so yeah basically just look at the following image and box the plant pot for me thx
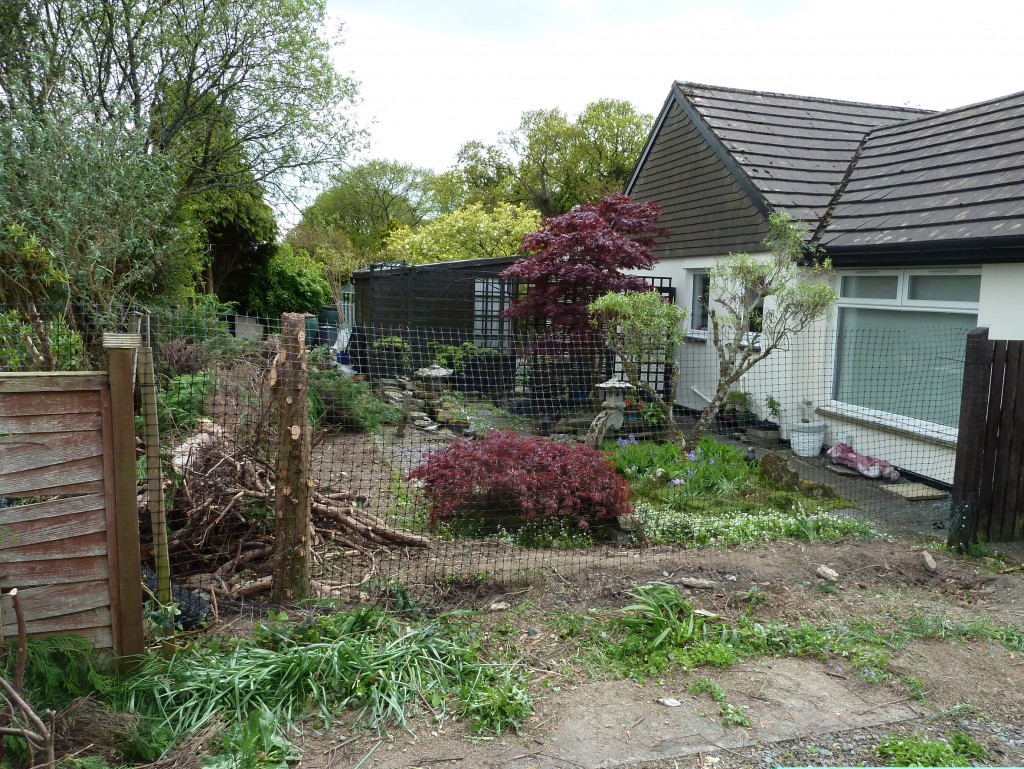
[790,420,827,457]
[746,420,780,445]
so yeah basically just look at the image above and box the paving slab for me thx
[501,658,925,769]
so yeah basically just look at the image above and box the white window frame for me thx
[687,269,710,341]
[827,266,981,440]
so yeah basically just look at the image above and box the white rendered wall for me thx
[978,263,1024,340]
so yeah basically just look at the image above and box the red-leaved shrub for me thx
[407,431,630,528]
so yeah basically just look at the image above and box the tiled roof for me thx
[820,90,1024,251]
[678,83,932,228]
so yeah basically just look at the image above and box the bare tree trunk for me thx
[271,314,313,603]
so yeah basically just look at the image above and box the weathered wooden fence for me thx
[0,339,143,657]
[951,327,1024,547]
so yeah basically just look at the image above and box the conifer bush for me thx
[408,431,630,528]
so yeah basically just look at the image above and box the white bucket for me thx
[790,421,826,457]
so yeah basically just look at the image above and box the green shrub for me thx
[308,371,402,432]
[246,244,331,318]
[876,731,988,766]
[0,309,85,371]
[149,372,212,435]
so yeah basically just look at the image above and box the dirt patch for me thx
[285,534,1024,769]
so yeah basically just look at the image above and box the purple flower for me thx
[686,451,697,461]
[669,478,685,487]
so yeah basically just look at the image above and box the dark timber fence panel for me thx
[951,328,1024,547]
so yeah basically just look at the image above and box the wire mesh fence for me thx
[0,302,987,617]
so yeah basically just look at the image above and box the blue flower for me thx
[686,451,697,461]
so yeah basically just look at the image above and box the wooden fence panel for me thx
[0,366,142,656]
[952,329,1024,546]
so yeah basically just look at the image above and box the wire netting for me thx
[0,303,986,615]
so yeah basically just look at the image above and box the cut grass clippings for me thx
[111,607,531,759]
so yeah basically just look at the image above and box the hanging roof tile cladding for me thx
[820,90,1024,251]
[678,83,932,230]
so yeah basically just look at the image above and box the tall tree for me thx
[449,100,652,216]
[297,160,439,258]
[0,0,362,198]
[501,195,665,331]
[0,108,195,315]
[382,203,540,265]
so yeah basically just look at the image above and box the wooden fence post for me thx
[949,327,992,550]
[104,333,145,660]
[137,344,171,606]
[271,314,313,602]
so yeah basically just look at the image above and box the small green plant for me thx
[689,677,726,701]
[428,341,497,374]
[905,676,926,701]
[308,371,402,432]
[371,334,412,371]
[764,394,783,422]
[723,389,754,414]
[457,668,532,735]
[876,731,987,766]
[719,702,751,727]
[202,710,300,769]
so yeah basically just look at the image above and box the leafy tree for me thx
[187,178,279,307]
[688,213,837,442]
[0,108,196,315]
[590,290,688,429]
[501,195,665,331]
[449,100,652,216]
[0,0,362,197]
[246,245,332,318]
[382,203,540,265]
[298,160,439,258]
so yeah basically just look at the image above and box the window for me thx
[833,269,980,429]
[690,271,709,334]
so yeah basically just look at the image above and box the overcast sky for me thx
[324,0,1022,176]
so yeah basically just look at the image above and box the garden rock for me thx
[676,577,718,589]
[816,565,840,583]
[799,479,838,498]
[922,550,938,573]
[435,406,471,428]
[760,451,801,491]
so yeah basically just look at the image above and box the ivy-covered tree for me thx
[501,195,665,332]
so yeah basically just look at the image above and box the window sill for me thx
[686,331,708,343]
[818,401,958,448]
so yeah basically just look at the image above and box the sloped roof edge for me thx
[624,83,772,220]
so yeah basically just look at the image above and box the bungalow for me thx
[626,83,1024,484]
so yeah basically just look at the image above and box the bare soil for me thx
[286,535,1024,769]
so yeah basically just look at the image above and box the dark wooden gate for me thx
[0,342,143,656]
[950,327,1024,547]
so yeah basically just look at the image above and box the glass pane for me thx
[691,272,709,331]
[840,275,898,299]
[908,274,981,303]
[834,308,976,427]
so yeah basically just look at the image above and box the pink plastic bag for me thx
[826,442,900,481]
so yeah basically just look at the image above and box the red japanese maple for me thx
[501,195,666,331]
[407,431,631,527]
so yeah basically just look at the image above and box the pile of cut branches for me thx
[154,437,428,598]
